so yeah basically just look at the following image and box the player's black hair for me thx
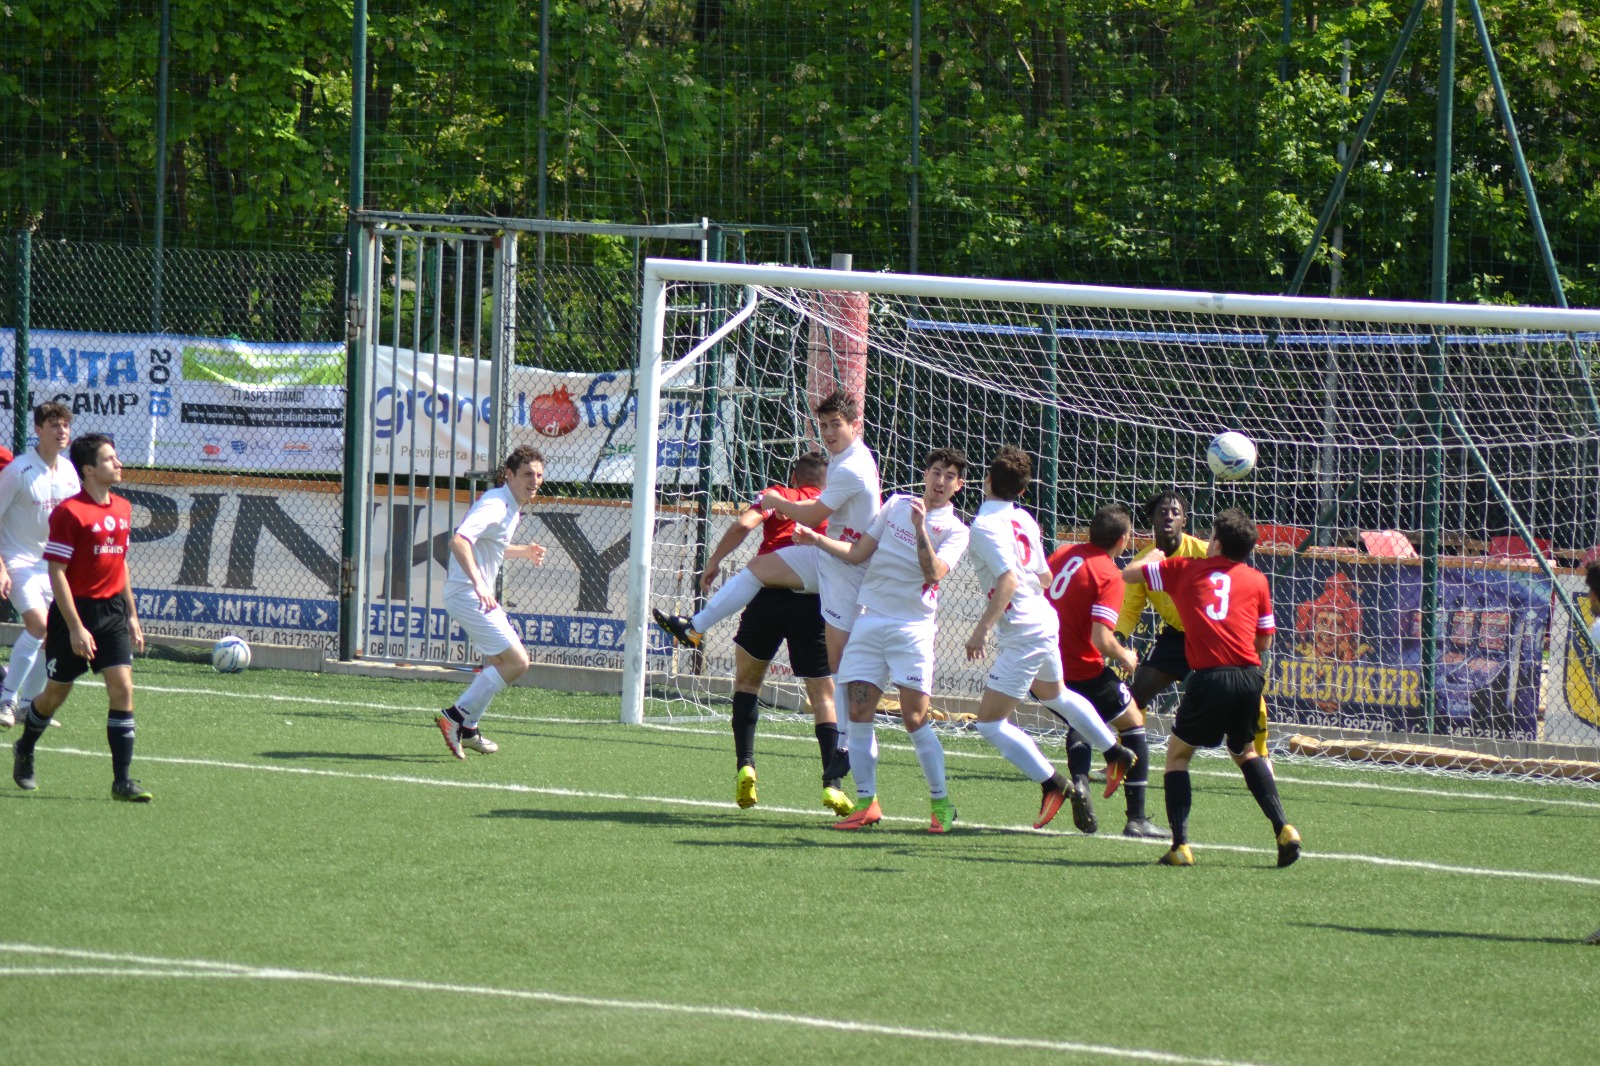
[69,433,114,478]
[1143,490,1187,522]
[813,389,861,424]
[1586,560,1600,598]
[792,450,828,489]
[1212,507,1257,561]
[496,444,545,486]
[986,445,1032,501]
[1089,504,1133,550]
[924,447,968,478]
[33,401,71,427]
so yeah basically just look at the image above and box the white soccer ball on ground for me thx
[212,635,252,674]
[1207,431,1258,480]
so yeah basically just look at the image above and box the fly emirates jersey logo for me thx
[92,515,130,556]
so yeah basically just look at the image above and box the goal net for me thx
[622,261,1600,783]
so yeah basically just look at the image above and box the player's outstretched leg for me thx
[1237,755,1299,867]
[12,702,53,790]
[652,608,702,649]
[1060,730,1097,834]
[1118,726,1164,838]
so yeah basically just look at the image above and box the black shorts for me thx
[1064,667,1134,723]
[1142,627,1191,679]
[45,594,134,684]
[733,588,829,679]
[1173,665,1266,755]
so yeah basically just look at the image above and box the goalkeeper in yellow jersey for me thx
[1116,492,1270,758]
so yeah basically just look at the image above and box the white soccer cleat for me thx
[461,731,499,755]
[0,702,14,729]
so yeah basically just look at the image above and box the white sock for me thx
[19,642,48,700]
[974,718,1054,783]
[1039,689,1117,750]
[691,569,764,634]
[456,667,508,727]
[907,722,948,800]
[847,719,878,799]
[2,631,42,703]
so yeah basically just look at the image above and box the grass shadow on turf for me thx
[1295,921,1579,946]
[259,749,444,765]
[477,806,821,832]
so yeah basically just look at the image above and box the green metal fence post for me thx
[1039,311,1059,552]
[12,229,30,455]
[338,0,369,661]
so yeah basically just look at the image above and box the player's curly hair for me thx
[1212,507,1258,560]
[496,444,545,485]
[813,389,861,424]
[792,450,827,489]
[924,447,968,478]
[1143,490,1187,522]
[986,446,1032,501]
[1089,504,1133,550]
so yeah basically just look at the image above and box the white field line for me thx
[42,746,1600,888]
[123,682,1600,811]
[0,944,1272,1066]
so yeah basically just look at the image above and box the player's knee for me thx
[497,646,531,679]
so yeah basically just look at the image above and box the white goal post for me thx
[622,258,1600,780]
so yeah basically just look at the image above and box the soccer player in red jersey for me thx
[1046,504,1164,839]
[1123,507,1300,867]
[11,433,149,801]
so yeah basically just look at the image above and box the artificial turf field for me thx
[2,657,1596,1065]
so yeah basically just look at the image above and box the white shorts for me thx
[836,610,937,695]
[818,559,866,632]
[443,585,521,657]
[985,637,1065,701]
[8,563,52,616]
[773,543,820,594]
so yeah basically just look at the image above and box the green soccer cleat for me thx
[821,784,854,817]
[1157,843,1195,866]
[735,765,758,809]
[1276,824,1302,868]
[928,796,958,834]
[112,779,153,803]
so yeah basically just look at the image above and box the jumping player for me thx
[435,445,548,759]
[11,434,147,800]
[1047,504,1166,839]
[797,448,970,833]
[1123,507,1300,867]
[0,403,79,729]
[963,448,1136,829]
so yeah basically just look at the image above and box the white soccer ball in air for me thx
[212,635,252,674]
[1207,431,1258,480]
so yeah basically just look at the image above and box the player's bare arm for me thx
[793,523,877,564]
[966,568,1017,660]
[1091,621,1138,675]
[449,533,499,612]
[909,498,952,585]
[700,507,764,592]
[48,560,95,659]
[122,577,145,654]
[506,541,548,565]
[758,490,834,529]
[1122,547,1165,583]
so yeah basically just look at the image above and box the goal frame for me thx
[621,258,1600,728]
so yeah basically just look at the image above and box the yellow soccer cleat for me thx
[1276,824,1302,868]
[1157,843,1195,866]
[821,785,854,817]
[734,765,758,809]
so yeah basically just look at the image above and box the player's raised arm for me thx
[759,489,835,530]
[794,522,877,564]
[701,506,765,592]
[1122,547,1165,583]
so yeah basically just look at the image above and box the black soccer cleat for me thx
[1122,817,1167,839]
[112,778,153,803]
[1276,824,1302,868]
[1068,775,1097,834]
[12,740,36,791]
[651,609,702,648]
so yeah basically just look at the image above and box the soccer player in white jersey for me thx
[0,403,79,729]
[434,445,548,759]
[654,390,880,674]
[963,447,1136,829]
[797,447,969,833]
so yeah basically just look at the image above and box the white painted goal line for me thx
[38,745,1600,888]
[122,681,1600,812]
[0,944,1274,1066]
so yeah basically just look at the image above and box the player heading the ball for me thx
[435,445,548,760]
[797,448,969,834]
[1123,507,1301,868]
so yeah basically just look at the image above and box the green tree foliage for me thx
[2,0,1597,303]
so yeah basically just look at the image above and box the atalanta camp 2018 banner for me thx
[1,330,719,481]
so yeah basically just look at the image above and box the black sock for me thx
[107,710,135,784]
[1164,769,1192,845]
[1121,727,1150,820]
[1045,769,1068,793]
[15,703,50,757]
[731,692,759,769]
[1239,757,1287,833]
[444,705,466,726]
[1065,730,1092,779]
[815,721,841,780]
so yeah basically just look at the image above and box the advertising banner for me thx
[1544,574,1600,738]
[1258,557,1551,740]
